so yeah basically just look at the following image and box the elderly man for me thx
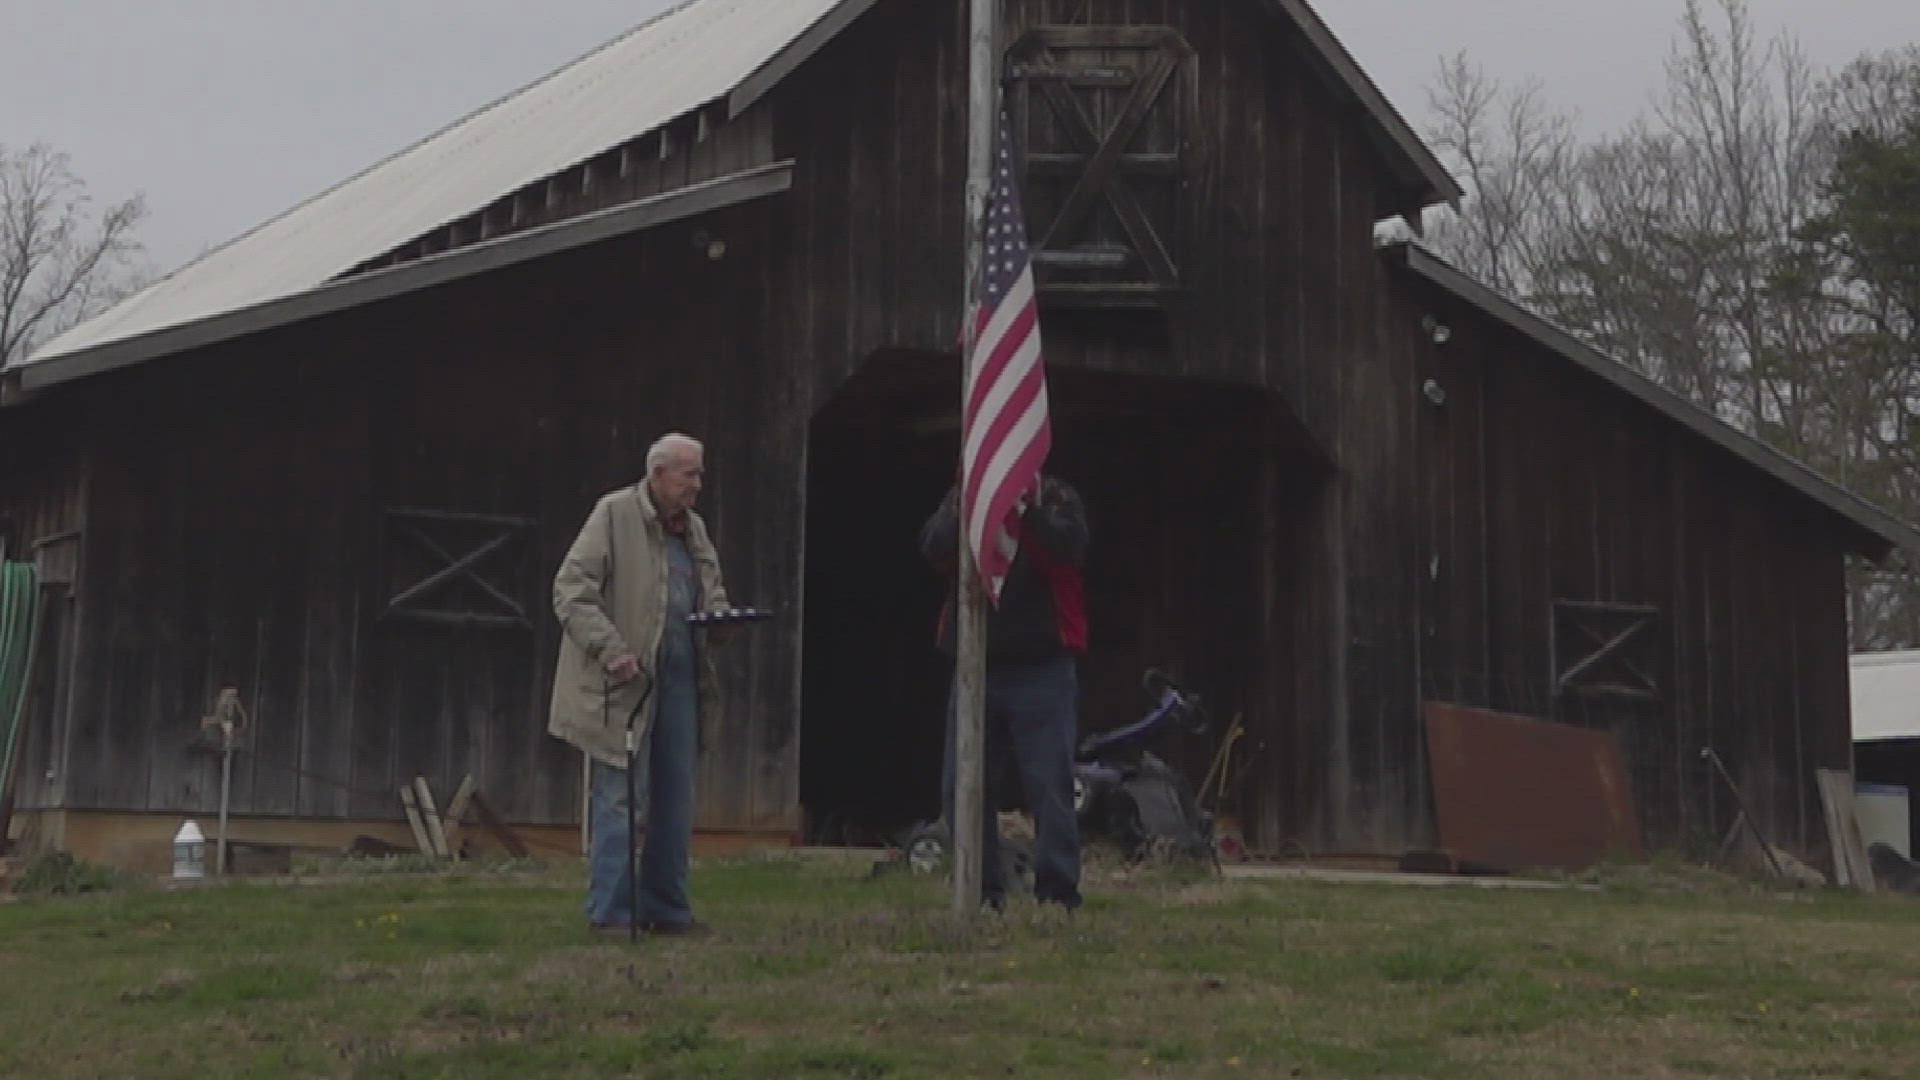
[550,433,729,936]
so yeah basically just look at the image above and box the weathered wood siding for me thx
[768,0,1408,845]
[2,0,1867,861]
[1346,270,1858,854]
[52,198,800,832]
[0,394,88,811]
[768,0,1861,853]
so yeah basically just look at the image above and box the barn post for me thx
[952,0,999,916]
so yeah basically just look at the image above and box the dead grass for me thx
[4,853,1920,1077]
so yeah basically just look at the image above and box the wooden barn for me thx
[3,0,1914,872]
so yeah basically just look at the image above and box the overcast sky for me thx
[8,0,1914,276]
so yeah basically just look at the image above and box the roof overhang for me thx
[729,0,883,117]
[1388,242,1920,561]
[5,162,791,399]
[1263,0,1463,218]
[14,0,844,374]
[15,0,1457,388]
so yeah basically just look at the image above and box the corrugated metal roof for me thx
[14,164,792,393]
[1854,650,1920,742]
[18,0,847,369]
[19,0,1459,381]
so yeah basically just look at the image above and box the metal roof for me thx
[13,165,792,393]
[1390,242,1920,561]
[17,0,858,372]
[17,0,1458,384]
[1853,650,1920,742]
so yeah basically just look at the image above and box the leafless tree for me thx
[1422,52,1578,297]
[1422,1,1822,425]
[1420,7,1920,647]
[0,142,148,368]
[1653,0,1823,430]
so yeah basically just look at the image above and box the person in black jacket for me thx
[920,474,1088,910]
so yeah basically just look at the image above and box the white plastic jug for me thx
[172,820,206,879]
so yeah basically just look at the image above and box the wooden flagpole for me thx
[953,0,998,916]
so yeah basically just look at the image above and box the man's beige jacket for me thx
[548,483,728,766]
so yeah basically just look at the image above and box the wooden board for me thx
[470,791,529,858]
[397,784,431,855]
[1816,768,1875,893]
[440,774,477,858]
[413,776,450,858]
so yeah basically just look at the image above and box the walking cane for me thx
[624,669,654,945]
[596,661,653,945]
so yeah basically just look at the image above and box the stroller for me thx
[890,668,1217,884]
[1073,669,1216,865]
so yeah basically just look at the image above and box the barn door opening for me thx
[799,351,1328,848]
[800,354,955,846]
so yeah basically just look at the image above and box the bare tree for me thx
[1528,127,1736,412]
[1654,0,1822,430]
[1422,56,1747,416]
[1420,10,1920,647]
[1422,52,1577,296]
[0,143,148,368]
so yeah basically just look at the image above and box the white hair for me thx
[646,433,704,473]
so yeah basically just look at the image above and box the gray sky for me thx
[7,0,1914,276]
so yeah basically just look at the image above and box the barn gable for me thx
[2,0,1912,873]
[14,0,849,379]
[1389,243,1920,561]
[9,0,1456,393]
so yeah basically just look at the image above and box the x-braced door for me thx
[381,508,534,630]
[1550,600,1661,705]
[1008,26,1195,309]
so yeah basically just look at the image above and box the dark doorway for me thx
[799,351,1328,846]
[800,355,955,845]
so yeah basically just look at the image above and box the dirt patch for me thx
[117,966,197,1003]
[1453,1015,1892,1078]
[331,961,397,984]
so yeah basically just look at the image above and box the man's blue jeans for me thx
[946,655,1082,909]
[586,664,697,928]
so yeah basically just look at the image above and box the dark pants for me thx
[945,655,1082,909]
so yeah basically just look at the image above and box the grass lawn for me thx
[4,853,1920,1078]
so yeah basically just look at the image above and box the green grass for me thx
[5,854,1920,1078]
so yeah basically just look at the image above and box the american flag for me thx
[962,111,1052,607]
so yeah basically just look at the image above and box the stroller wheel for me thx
[902,822,949,874]
[897,821,1034,895]
[1144,835,1179,865]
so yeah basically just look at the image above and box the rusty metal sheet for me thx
[1424,702,1643,872]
